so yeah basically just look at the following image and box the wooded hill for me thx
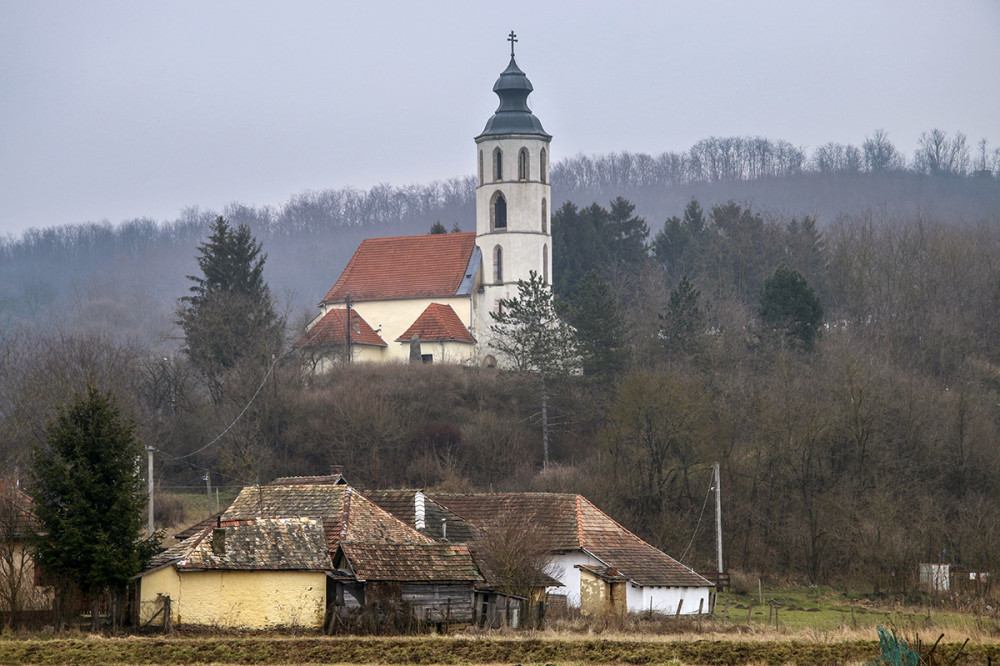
[3,134,1000,591]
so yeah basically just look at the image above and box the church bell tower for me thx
[475,32,552,344]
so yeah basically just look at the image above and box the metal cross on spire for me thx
[508,30,518,57]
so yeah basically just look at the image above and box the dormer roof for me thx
[294,308,386,348]
[396,303,475,344]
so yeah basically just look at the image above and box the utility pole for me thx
[146,446,155,536]
[345,293,353,363]
[714,461,723,576]
[204,472,212,518]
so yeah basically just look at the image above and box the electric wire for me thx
[158,353,281,461]
[679,468,714,562]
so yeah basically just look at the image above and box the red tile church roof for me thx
[396,303,475,344]
[322,233,478,303]
[295,308,386,348]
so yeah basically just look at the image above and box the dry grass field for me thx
[3,587,999,665]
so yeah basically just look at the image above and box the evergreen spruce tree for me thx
[562,270,630,383]
[661,276,705,356]
[29,385,157,630]
[177,217,283,398]
[760,265,824,350]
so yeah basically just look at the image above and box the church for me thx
[297,36,552,368]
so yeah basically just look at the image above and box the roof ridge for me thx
[576,495,584,548]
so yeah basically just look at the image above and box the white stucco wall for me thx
[544,550,712,615]
[628,584,712,616]
[546,550,603,607]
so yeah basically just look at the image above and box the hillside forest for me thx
[3,130,1000,592]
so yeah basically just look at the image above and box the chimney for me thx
[414,491,426,531]
[212,525,226,555]
[441,517,447,540]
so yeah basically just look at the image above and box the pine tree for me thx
[29,385,157,629]
[661,276,705,356]
[562,270,630,383]
[177,217,283,397]
[490,272,579,468]
[760,265,824,350]
[489,271,578,375]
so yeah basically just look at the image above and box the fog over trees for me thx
[2,130,1000,591]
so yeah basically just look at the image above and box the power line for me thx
[679,467,714,563]
[160,354,280,461]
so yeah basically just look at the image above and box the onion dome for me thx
[477,56,550,139]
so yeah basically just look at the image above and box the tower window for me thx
[540,148,548,184]
[494,245,503,283]
[518,148,529,181]
[543,243,548,282]
[479,150,484,186]
[491,191,507,230]
[493,147,503,181]
[541,198,547,233]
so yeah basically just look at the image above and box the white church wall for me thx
[333,296,475,363]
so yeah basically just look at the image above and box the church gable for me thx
[396,303,475,344]
[322,233,479,303]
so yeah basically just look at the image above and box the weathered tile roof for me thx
[152,517,331,571]
[337,542,483,583]
[223,483,433,552]
[395,303,475,343]
[429,493,710,588]
[428,493,580,550]
[321,233,479,303]
[270,474,346,486]
[363,490,479,543]
[295,308,386,348]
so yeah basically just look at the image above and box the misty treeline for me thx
[1,131,1000,592]
[3,129,999,349]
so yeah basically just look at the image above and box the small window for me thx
[493,147,503,181]
[540,148,548,184]
[478,150,484,186]
[541,198,547,233]
[518,148,529,181]
[543,243,548,282]
[491,191,507,230]
[421,354,433,364]
[494,245,503,283]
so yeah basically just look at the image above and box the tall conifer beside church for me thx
[297,34,552,368]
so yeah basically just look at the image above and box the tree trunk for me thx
[91,594,100,632]
[540,371,549,469]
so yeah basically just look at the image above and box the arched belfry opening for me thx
[540,148,548,184]
[491,191,507,230]
[518,148,529,181]
[541,198,547,233]
[493,147,503,182]
[479,150,484,185]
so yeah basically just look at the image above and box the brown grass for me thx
[0,629,996,665]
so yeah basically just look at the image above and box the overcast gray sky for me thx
[1,0,998,237]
